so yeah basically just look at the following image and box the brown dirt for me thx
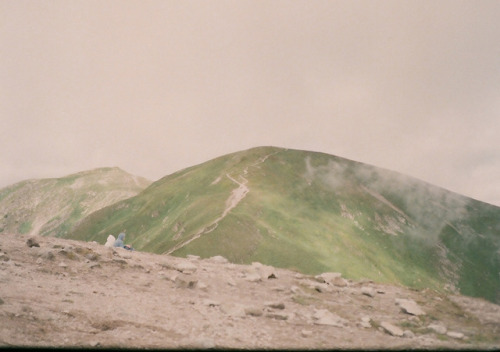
[0,232,499,349]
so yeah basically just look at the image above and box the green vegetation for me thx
[5,146,500,304]
[0,167,151,238]
[18,221,32,234]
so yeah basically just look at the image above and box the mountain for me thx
[0,167,151,238]
[67,147,500,304]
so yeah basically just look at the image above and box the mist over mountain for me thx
[62,147,500,304]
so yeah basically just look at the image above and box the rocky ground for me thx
[1,232,499,349]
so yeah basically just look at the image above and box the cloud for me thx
[1,1,499,206]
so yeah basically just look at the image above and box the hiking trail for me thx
[163,151,281,255]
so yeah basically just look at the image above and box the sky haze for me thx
[1,0,499,205]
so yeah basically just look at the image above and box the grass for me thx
[63,146,500,304]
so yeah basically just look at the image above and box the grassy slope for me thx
[68,147,500,303]
[0,167,151,238]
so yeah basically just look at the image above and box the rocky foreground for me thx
[0,233,499,349]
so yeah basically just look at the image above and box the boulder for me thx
[380,321,404,337]
[395,298,425,316]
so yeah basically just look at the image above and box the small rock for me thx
[313,309,348,327]
[331,276,348,287]
[0,253,9,262]
[265,301,285,310]
[245,307,264,317]
[290,285,302,294]
[428,323,447,335]
[187,255,200,261]
[58,262,68,268]
[315,272,342,283]
[266,312,288,321]
[361,287,376,297]
[112,258,128,265]
[209,255,228,264]
[26,238,40,248]
[252,262,278,279]
[89,263,101,269]
[380,321,404,337]
[245,272,262,282]
[85,253,99,261]
[447,331,465,339]
[174,274,198,289]
[59,249,79,261]
[395,298,425,316]
[203,299,221,307]
[301,330,313,338]
[39,250,55,260]
[360,316,371,328]
[403,330,415,338]
[220,303,246,317]
[174,261,197,274]
[311,283,331,293]
[227,279,237,287]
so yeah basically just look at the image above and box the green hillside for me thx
[69,147,500,303]
[0,167,151,238]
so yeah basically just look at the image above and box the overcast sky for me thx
[1,0,499,206]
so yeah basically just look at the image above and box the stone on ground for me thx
[380,322,404,337]
[395,298,425,316]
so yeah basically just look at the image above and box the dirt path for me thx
[1,233,499,349]
[164,152,279,255]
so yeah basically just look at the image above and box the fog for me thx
[1,1,499,206]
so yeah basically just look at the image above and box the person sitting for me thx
[113,232,134,251]
[113,233,126,248]
[104,234,115,247]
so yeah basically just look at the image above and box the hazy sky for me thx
[1,0,500,206]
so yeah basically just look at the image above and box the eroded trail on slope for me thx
[164,151,280,255]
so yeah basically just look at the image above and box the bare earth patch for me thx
[0,233,499,349]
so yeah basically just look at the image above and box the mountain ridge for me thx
[66,146,500,304]
[0,167,151,238]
